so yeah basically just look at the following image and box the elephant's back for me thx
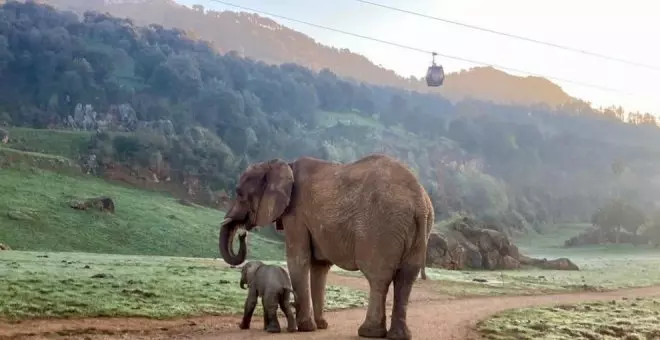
[322,154,426,221]
[343,154,424,197]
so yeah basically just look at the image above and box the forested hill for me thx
[23,0,577,108]
[2,1,660,235]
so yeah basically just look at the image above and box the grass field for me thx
[0,251,367,320]
[6,127,93,159]
[478,297,660,339]
[0,167,282,259]
[3,127,660,325]
[419,246,660,297]
[404,224,660,297]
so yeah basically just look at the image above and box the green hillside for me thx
[5,127,92,159]
[0,166,283,259]
[37,0,577,108]
[2,1,660,241]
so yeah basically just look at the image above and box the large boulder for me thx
[448,217,517,270]
[425,217,578,271]
[536,257,580,271]
[518,255,579,271]
[70,196,115,213]
[0,243,10,251]
[501,255,521,270]
[426,232,465,270]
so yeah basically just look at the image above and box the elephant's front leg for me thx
[284,225,317,332]
[310,261,332,329]
[287,256,316,332]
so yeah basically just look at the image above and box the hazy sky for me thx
[176,0,659,114]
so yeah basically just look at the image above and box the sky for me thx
[176,0,660,115]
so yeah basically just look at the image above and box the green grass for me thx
[479,298,660,340]
[6,127,93,159]
[0,147,81,175]
[334,224,660,298]
[317,111,383,129]
[0,251,368,320]
[414,225,660,297]
[0,167,282,259]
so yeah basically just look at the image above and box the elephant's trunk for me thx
[219,218,247,266]
[240,276,247,290]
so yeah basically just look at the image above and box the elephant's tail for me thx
[282,287,299,310]
[405,192,433,272]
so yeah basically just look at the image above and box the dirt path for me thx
[3,273,660,340]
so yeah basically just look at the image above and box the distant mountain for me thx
[25,0,577,108]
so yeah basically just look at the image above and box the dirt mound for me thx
[0,243,10,250]
[427,217,578,271]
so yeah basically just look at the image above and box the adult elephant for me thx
[218,154,434,340]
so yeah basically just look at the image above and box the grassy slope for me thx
[6,127,93,159]
[0,167,282,259]
[479,298,660,340]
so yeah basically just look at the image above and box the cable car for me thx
[426,52,445,87]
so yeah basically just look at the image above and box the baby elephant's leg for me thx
[280,290,297,332]
[263,294,281,333]
[239,290,258,330]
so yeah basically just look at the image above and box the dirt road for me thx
[3,273,660,340]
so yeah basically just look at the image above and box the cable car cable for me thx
[354,0,660,72]
[208,0,642,95]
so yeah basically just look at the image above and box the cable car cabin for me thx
[426,64,445,87]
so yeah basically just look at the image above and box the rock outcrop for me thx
[0,128,8,144]
[426,217,579,271]
[70,196,115,213]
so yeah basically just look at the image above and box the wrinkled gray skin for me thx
[238,260,297,333]
[419,190,434,281]
[219,154,434,340]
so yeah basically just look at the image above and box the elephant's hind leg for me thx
[263,296,282,333]
[310,261,332,329]
[279,291,297,332]
[357,276,391,338]
[386,263,420,340]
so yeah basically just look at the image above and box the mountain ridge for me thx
[24,0,579,108]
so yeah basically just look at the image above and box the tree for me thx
[591,199,646,243]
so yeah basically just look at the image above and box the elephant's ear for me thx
[254,159,294,227]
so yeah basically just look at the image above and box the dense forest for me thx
[23,0,584,108]
[2,1,660,235]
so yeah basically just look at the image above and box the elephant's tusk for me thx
[220,217,232,227]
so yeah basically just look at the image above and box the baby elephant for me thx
[238,261,297,333]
